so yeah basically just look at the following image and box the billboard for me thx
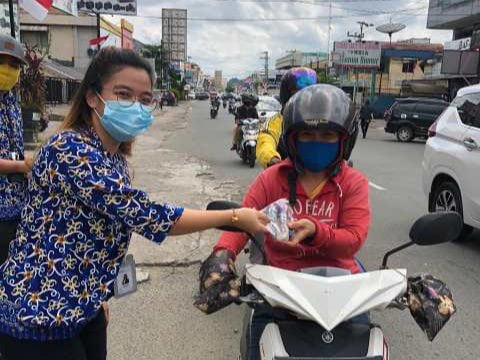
[162,8,187,63]
[441,50,479,75]
[77,0,137,16]
[444,37,471,51]
[53,0,77,16]
[333,41,381,69]
[121,19,133,49]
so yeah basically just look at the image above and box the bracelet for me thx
[231,209,239,224]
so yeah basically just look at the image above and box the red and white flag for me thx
[19,0,53,21]
[89,35,109,49]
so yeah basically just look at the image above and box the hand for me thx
[236,208,270,235]
[101,301,110,326]
[267,157,281,167]
[286,218,316,246]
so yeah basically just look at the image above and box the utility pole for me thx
[347,21,374,105]
[260,51,269,92]
[327,0,332,65]
[348,21,374,43]
[8,0,15,38]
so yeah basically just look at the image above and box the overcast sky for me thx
[111,0,452,79]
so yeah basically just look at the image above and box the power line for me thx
[216,0,427,15]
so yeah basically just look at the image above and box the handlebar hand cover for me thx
[407,273,456,341]
[194,250,241,314]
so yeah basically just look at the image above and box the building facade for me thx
[162,8,187,65]
[427,0,480,97]
[214,70,223,91]
[275,51,328,70]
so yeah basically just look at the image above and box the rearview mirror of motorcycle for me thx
[206,201,243,232]
[409,212,463,246]
[381,212,462,269]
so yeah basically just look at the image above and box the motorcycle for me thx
[223,100,228,109]
[206,201,461,360]
[236,118,259,168]
[229,99,236,115]
[210,104,219,119]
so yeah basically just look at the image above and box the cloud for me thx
[117,0,452,79]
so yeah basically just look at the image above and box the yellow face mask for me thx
[0,64,20,91]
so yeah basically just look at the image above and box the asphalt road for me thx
[167,100,480,359]
[107,100,480,360]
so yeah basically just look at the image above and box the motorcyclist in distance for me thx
[231,94,259,151]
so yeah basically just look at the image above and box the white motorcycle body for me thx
[237,118,260,167]
[241,264,406,360]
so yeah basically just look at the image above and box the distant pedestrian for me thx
[360,99,372,139]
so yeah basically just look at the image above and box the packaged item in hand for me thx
[262,199,294,241]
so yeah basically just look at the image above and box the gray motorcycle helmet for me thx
[0,34,27,66]
[282,84,359,173]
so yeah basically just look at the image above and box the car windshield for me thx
[257,97,281,112]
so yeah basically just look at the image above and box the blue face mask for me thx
[96,95,154,142]
[295,140,340,172]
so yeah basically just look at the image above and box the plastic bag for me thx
[407,274,456,341]
[262,199,294,241]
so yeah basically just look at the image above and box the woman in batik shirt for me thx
[0,47,269,360]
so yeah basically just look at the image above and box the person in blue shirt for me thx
[0,46,269,360]
[0,34,32,264]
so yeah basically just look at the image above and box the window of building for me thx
[402,61,416,73]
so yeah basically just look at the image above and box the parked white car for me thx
[422,84,480,241]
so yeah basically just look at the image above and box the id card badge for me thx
[114,254,138,298]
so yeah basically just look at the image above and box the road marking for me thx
[369,181,387,191]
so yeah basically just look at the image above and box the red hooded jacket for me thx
[214,159,371,274]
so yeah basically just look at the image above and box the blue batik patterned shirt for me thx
[0,128,184,340]
[0,91,26,221]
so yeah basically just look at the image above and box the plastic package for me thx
[262,199,294,241]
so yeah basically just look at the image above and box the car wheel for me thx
[432,181,474,242]
[396,126,414,142]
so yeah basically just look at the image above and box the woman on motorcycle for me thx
[199,84,370,360]
[231,94,259,151]
[0,47,269,360]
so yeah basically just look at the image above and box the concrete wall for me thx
[76,27,97,72]
[49,25,75,64]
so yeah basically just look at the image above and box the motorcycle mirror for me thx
[206,201,243,232]
[409,212,463,245]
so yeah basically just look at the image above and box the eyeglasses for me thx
[99,89,158,113]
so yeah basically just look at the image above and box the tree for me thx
[142,44,163,88]
[225,84,235,93]
[317,69,336,85]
